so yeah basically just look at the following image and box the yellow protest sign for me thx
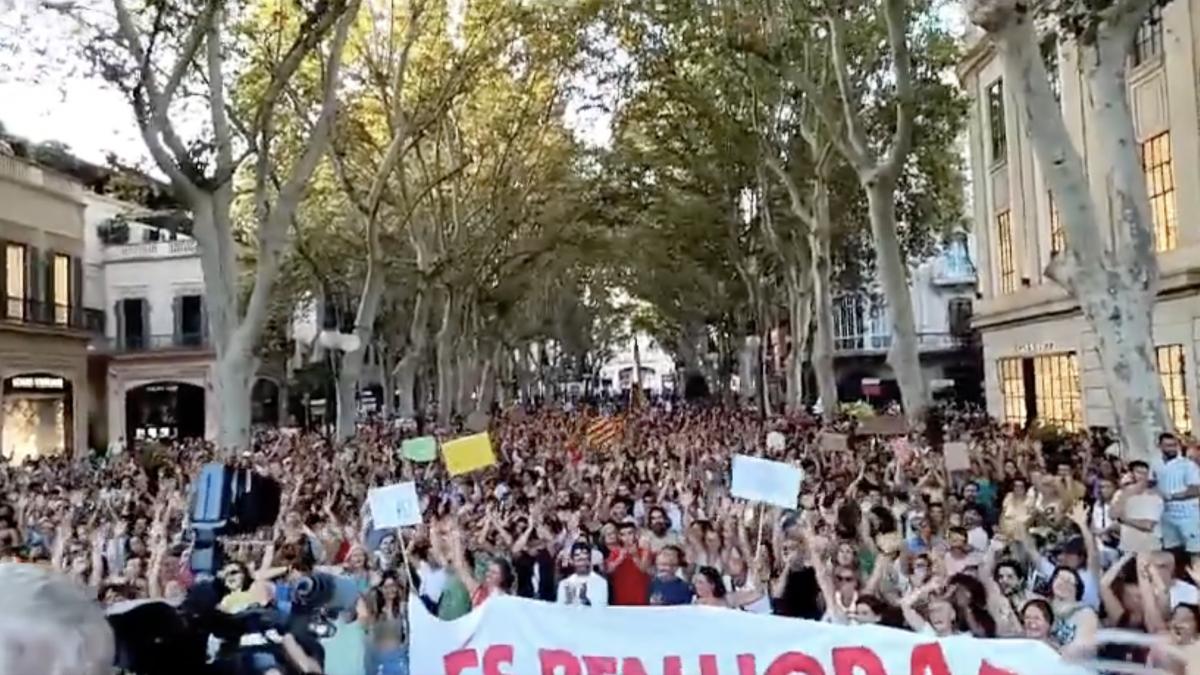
[441,432,497,476]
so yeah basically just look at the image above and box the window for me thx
[1156,344,1192,433]
[998,358,1026,426]
[948,298,973,336]
[987,79,1007,162]
[1140,131,1177,251]
[996,210,1017,294]
[1033,353,1083,431]
[53,254,71,325]
[5,243,25,320]
[1049,193,1065,255]
[1132,4,1164,67]
[1042,35,1061,102]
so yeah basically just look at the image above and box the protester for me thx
[1,401,1199,675]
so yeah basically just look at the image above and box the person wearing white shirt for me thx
[1115,461,1164,554]
[1154,433,1200,553]
[963,505,989,553]
[557,543,608,608]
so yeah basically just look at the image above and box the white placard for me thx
[943,442,971,472]
[765,431,785,451]
[730,454,803,509]
[368,481,422,529]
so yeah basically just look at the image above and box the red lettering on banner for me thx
[445,648,479,675]
[483,645,514,675]
[910,643,951,675]
[833,646,886,675]
[978,662,1017,675]
[582,655,619,675]
[737,654,758,675]
[619,657,651,675]
[662,655,683,675]
[539,649,582,675]
[765,651,826,675]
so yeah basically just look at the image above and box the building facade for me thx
[82,194,219,449]
[0,153,101,461]
[960,2,1200,432]
[830,233,982,405]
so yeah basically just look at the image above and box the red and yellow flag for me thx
[586,416,623,449]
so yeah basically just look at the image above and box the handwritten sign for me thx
[819,432,849,452]
[368,481,422,529]
[765,431,786,451]
[943,441,971,472]
[858,415,907,436]
[731,454,803,509]
[442,432,497,476]
[401,436,438,463]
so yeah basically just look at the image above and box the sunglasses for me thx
[837,575,856,583]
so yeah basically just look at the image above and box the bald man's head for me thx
[0,563,114,675]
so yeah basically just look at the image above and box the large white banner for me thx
[408,596,1081,675]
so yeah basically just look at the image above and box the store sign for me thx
[6,376,65,391]
[1015,342,1056,354]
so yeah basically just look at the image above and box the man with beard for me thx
[557,542,608,607]
[644,506,682,554]
[1154,433,1200,553]
[982,539,1035,637]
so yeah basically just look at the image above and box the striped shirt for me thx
[1155,457,1200,520]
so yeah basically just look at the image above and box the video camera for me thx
[106,463,303,675]
[189,463,282,577]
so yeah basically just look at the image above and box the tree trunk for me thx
[971,1,1170,460]
[759,314,773,416]
[475,347,499,414]
[811,181,838,423]
[377,347,394,419]
[435,295,456,426]
[214,347,255,451]
[193,197,263,453]
[394,290,429,419]
[785,272,812,414]
[334,359,359,442]
[864,180,928,422]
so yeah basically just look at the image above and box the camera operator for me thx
[207,541,338,675]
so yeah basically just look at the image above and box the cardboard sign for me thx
[730,454,803,509]
[819,432,849,452]
[858,415,907,436]
[401,436,438,463]
[442,432,497,476]
[765,431,786,451]
[943,441,971,472]
[368,481,422,529]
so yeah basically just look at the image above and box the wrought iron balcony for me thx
[833,331,965,355]
[1,296,104,333]
[99,332,210,353]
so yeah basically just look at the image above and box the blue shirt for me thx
[1156,457,1200,520]
[648,576,693,606]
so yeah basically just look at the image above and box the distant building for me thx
[959,4,1198,432]
[829,233,982,405]
[599,335,676,396]
[0,152,101,460]
[82,193,218,449]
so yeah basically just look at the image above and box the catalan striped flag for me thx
[586,416,623,449]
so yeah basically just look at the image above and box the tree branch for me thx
[877,0,915,178]
[826,12,872,163]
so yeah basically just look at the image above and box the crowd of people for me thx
[2,402,1200,675]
